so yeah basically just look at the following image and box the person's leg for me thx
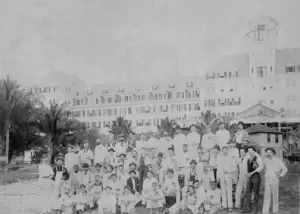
[252,174,261,214]
[242,179,252,212]
[272,179,280,214]
[226,178,233,209]
[262,179,271,214]
[234,178,243,208]
[220,179,227,208]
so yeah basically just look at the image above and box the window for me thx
[270,66,272,72]
[270,100,274,104]
[263,87,266,91]
[275,135,279,143]
[257,66,267,78]
[96,98,99,104]
[229,72,232,78]
[286,65,296,73]
[267,134,270,142]
[256,24,266,41]
[76,92,79,96]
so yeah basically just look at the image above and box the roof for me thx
[246,124,282,135]
[238,103,281,118]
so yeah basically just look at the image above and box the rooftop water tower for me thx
[247,16,278,78]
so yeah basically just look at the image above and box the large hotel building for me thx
[33,16,300,129]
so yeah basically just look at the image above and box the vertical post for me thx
[5,124,9,164]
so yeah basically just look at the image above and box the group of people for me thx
[38,121,288,214]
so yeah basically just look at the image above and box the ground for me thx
[0,167,299,214]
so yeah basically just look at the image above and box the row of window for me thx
[75,90,201,106]
[35,87,71,94]
[206,71,239,80]
[73,103,202,118]
[204,98,241,107]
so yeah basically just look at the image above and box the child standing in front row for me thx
[75,184,89,213]
[147,181,165,214]
[118,186,138,214]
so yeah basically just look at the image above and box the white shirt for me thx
[235,130,249,144]
[114,142,127,156]
[238,156,248,180]
[216,155,237,179]
[173,134,187,154]
[187,132,200,145]
[163,177,180,197]
[94,145,108,163]
[65,152,80,170]
[216,129,230,148]
[207,189,221,205]
[264,157,288,179]
[201,132,218,149]
[78,149,94,166]
[228,148,240,161]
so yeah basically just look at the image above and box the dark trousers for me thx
[139,165,148,191]
[242,173,261,214]
[213,169,221,188]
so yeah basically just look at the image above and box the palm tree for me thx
[198,110,219,135]
[111,117,133,139]
[0,76,30,163]
[31,101,67,163]
[159,117,177,138]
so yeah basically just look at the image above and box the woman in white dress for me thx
[38,154,54,213]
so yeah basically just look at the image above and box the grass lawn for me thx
[0,167,299,214]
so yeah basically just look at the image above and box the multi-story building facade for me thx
[32,71,86,107]
[36,16,300,128]
[71,76,204,129]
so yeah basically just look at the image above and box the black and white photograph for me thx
[0,1,299,214]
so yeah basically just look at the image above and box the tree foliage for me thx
[111,117,133,139]
[159,117,177,138]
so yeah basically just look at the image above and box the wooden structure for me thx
[231,103,282,124]
[246,124,284,160]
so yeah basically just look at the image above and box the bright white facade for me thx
[33,16,300,128]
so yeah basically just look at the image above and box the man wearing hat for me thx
[105,147,118,168]
[262,147,288,214]
[242,145,263,214]
[94,138,108,166]
[177,143,191,168]
[97,185,117,214]
[234,121,249,151]
[52,155,69,198]
[163,168,180,209]
[216,145,236,212]
[184,159,203,188]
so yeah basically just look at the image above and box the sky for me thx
[0,0,300,85]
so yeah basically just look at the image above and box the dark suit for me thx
[127,176,140,194]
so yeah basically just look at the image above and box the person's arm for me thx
[63,167,70,180]
[278,159,288,177]
[251,155,263,174]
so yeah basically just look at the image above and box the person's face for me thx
[240,149,246,157]
[74,167,79,172]
[119,137,125,142]
[120,155,125,160]
[222,148,228,155]
[124,188,130,195]
[111,175,117,182]
[147,172,153,178]
[211,148,217,154]
[183,146,188,152]
[152,183,158,190]
[190,163,196,168]
[206,127,211,133]
[167,172,173,179]
[193,182,199,189]
[175,129,180,134]
[229,143,234,148]
[248,148,255,156]
[220,124,225,130]
[163,131,168,137]
[151,148,156,155]
[94,176,100,183]
[129,133,133,139]
[211,183,217,190]
[96,166,102,172]
[130,172,136,178]
[118,165,124,171]
[68,147,72,153]
[129,165,136,171]
[84,143,89,149]
[141,135,146,140]
[105,188,111,195]
[57,159,63,166]
[266,150,274,158]
[132,151,137,157]
[42,158,48,164]
[188,187,194,193]
[168,149,174,156]
[109,151,114,155]
[238,124,243,130]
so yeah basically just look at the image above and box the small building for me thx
[246,124,284,160]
